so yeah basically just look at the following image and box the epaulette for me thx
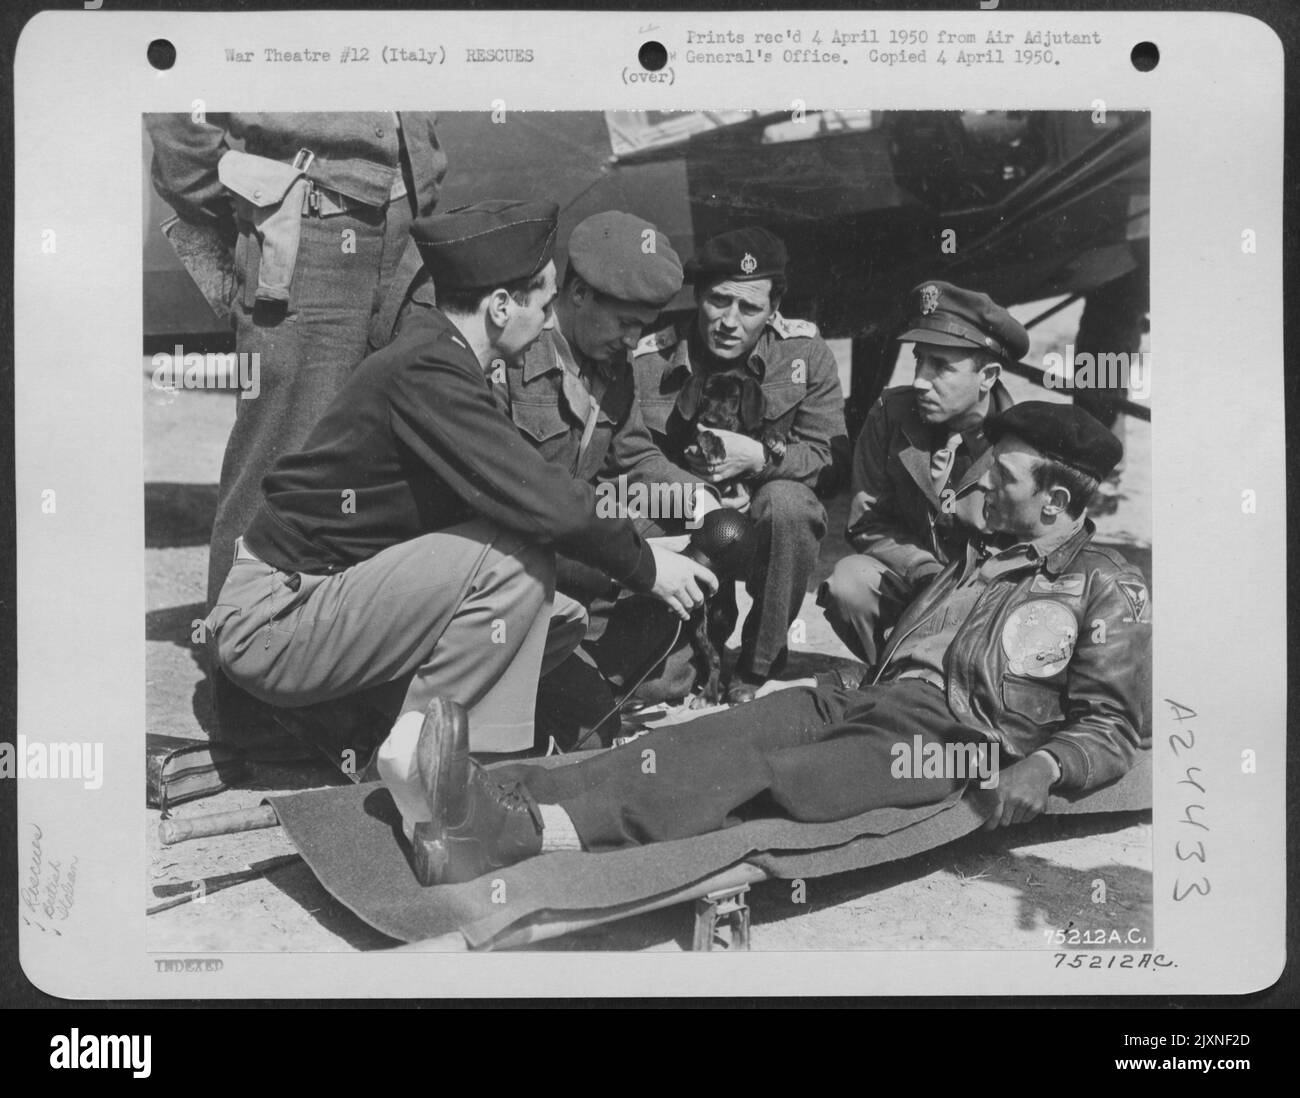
[633,325,680,357]
[768,312,820,340]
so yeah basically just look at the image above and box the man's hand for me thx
[982,754,1057,830]
[719,482,751,512]
[685,428,766,482]
[649,544,718,621]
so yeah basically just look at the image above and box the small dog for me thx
[679,373,783,706]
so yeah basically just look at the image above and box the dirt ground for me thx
[144,307,1153,953]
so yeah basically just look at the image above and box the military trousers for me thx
[817,553,925,667]
[498,679,969,850]
[205,519,587,763]
[205,198,421,752]
[738,479,828,677]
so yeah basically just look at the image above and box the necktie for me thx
[931,431,964,495]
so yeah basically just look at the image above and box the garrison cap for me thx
[411,199,559,291]
[567,211,683,308]
[898,280,1030,363]
[685,226,788,284]
[986,401,1123,482]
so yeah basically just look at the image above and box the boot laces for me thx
[487,777,543,829]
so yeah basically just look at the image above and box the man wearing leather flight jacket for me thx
[398,401,1152,883]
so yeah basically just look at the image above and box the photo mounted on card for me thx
[11,7,1285,998]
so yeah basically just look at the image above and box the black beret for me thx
[898,280,1030,363]
[412,199,558,291]
[685,226,788,284]
[985,401,1123,481]
[567,211,683,307]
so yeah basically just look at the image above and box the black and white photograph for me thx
[139,106,1155,953]
[8,7,1286,1005]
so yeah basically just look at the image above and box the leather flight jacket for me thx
[873,520,1152,792]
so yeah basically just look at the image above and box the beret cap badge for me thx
[920,284,940,315]
[740,252,758,275]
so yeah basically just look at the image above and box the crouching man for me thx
[401,401,1151,883]
[819,280,1020,669]
[203,200,715,829]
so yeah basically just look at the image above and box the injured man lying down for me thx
[394,402,1152,886]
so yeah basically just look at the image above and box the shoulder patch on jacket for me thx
[1116,578,1151,622]
[768,312,819,340]
[634,326,679,357]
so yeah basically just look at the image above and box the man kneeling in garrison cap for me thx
[501,211,724,745]
[202,200,716,838]
[408,402,1150,885]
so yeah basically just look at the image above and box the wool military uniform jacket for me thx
[846,382,1015,582]
[632,314,847,491]
[147,112,448,233]
[503,328,704,491]
[873,520,1152,791]
[243,308,656,591]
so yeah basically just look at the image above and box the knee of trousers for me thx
[821,554,892,619]
[485,534,558,608]
[750,480,828,540]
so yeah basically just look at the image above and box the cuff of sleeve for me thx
[618,541,656,594]
[1042,739,1089,790]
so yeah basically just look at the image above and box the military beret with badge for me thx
[685,226,788,284]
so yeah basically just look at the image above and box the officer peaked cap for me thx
[899,280,1030,363]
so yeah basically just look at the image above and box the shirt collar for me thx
[671,322,770,380]
[524,326,617,384]
[980,517,1090,574]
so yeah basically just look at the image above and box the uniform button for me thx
[374,125,385,137]
[252,188,262,199]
